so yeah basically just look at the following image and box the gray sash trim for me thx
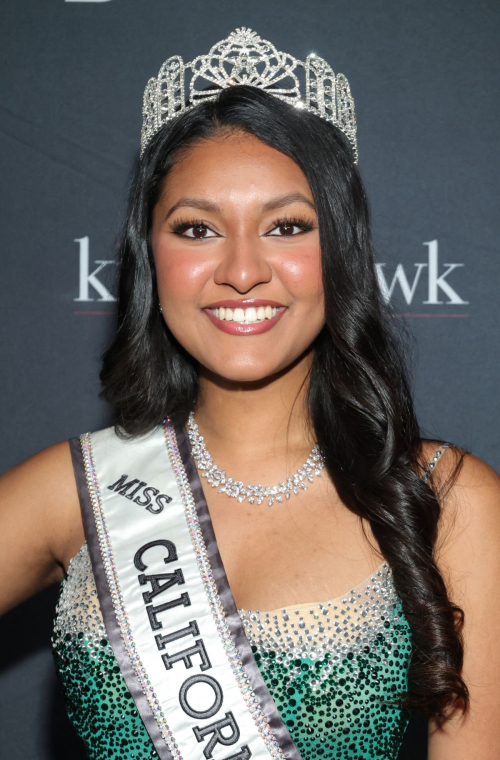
[175,426,304,760]
[68,436,174,760]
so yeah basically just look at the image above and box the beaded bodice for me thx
[52,442,449,759]
[53,544,411,759]
[239,564,412,758]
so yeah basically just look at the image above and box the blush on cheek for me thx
[155,249,212,307]
[276,250,323,296]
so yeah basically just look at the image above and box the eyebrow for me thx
[164,192,316,221]
[260,192,316,214]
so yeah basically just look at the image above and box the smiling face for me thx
[151,130,325,383]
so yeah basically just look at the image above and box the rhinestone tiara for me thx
[141,27,358,162]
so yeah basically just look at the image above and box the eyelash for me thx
[170,215,315,238]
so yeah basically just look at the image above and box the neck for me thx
[194,352,315,456]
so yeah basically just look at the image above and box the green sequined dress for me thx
[52,544,412,759]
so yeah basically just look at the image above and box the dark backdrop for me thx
[0,1,498,757]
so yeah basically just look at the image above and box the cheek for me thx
[276,245,324,303]
[153,243,214,350]
[154,246,211,306]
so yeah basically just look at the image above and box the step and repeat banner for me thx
[0,0,498,757]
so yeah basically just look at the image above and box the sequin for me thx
[52,545,411,759]
[52,545,158,760]
[51,442,445,757]
[238,565,412,759]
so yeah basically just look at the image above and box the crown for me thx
[141,28,358,162]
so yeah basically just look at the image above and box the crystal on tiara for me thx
[141,27,358,161]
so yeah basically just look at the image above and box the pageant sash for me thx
[72,424,301,760]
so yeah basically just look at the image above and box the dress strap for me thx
[421,442,451,483]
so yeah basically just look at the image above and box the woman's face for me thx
[151,130,325,383]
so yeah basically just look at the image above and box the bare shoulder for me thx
[5,439,74,480]
[420,439,500,597]
[420,439,500,537]
[0,440,84,614]
[1,439,78,511]
[422,443,500,756]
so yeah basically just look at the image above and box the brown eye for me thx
[267,219,313,237]
[171,220,218,239]
[192,224,208,238]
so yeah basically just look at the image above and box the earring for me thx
[159,304,163,313]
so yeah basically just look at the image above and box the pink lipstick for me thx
[202,299,287,336]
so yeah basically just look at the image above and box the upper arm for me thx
[0,440,84,615]
[426,445,500,759]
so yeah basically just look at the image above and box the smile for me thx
[203,300,286,335]
[211,305,279,324]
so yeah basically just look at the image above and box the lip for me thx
[203,305,286,335]
[203,298,285,309]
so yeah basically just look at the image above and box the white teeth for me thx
[211,305,281,324]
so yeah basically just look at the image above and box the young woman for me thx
[1,28,499,760]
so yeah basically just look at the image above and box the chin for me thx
[208,364,283,384]
[199,350,310,385]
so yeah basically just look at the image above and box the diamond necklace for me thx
[187,411,326,506]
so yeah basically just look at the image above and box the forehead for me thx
[160,131,312,203]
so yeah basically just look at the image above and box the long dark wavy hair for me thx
[101,84,468,719]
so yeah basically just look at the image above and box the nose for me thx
[213,235,272,294]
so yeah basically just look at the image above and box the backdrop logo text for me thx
[74,236,116,303]
[376,241,468,305]
[73,237,469,313]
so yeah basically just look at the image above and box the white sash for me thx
[73,423,301,760]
